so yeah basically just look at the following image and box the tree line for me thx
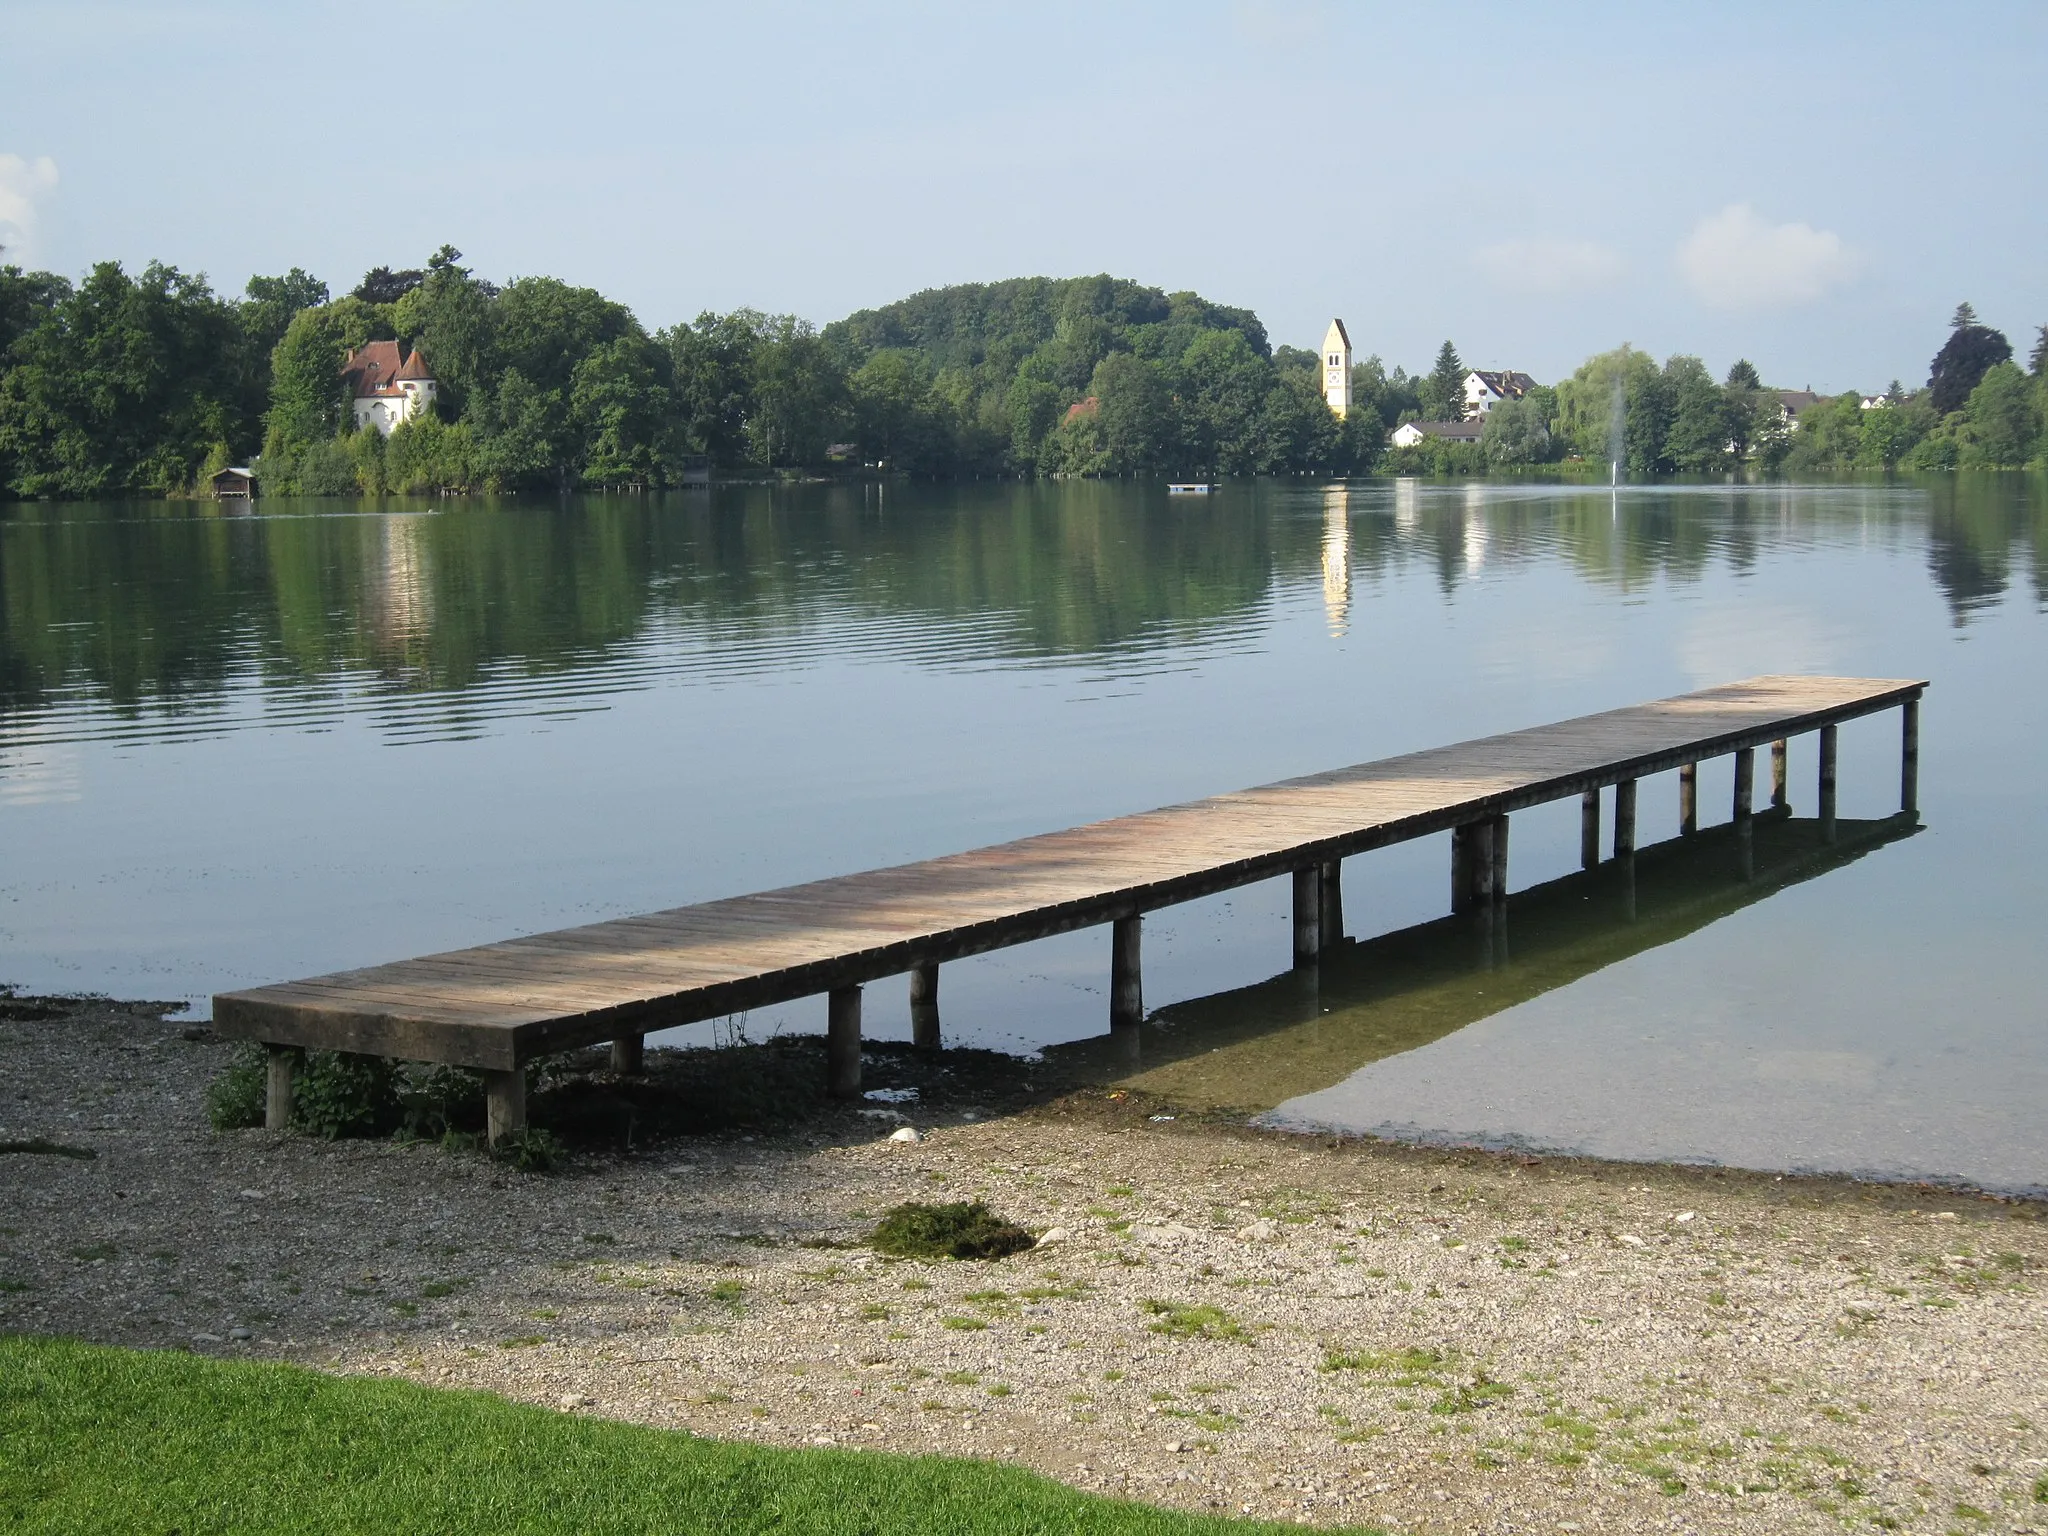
[1,249,2043,498]
[1387,307,2048,476]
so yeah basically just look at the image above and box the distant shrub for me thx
[870,1202,1034,1262]
[204,1044,268,1131]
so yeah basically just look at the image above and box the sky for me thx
[2,0,2043,393]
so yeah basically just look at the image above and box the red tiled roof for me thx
[1063,396,1100,423]
[341,341,432,397]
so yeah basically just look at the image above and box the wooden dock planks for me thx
[214,675,1924,1070]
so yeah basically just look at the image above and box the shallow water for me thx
[3,477,2043,1190]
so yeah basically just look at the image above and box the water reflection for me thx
[1053,810,1916,1114]
[4,479,2040,745]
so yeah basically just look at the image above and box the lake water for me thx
[3,478,2044,1193]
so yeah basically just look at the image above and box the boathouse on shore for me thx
[209,466,256,499]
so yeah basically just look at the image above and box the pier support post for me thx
[1733,745,1755,881]
[1901,696,1919,815]
[1771,739,1789,810]
[1318,860,1344,953]
[483,1068,527,1146]
[1580,789,1600,870]
[1612,779,1637,860]
[264,1045,296,1132]
[909,963,941,1050]
[1679,764,1697,836]
[1111,915,1143,1030]
[827,985,863,1098]
[1489,813,1509,906]
[1818,724,1839,842]
[1451,819,1497,915]
[1292,868,1321,965]
[610,1033,644,1075]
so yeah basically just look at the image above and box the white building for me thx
[1463,369,1537,417]
[1391,419,1485,449]
[342,341,438,436]
[1322,318,1352,418]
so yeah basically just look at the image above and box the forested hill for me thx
[827,275,1269,374]
[820,273,1368,480]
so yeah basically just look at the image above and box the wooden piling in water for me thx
[1771,739,1789,809]
[1292,867,1321,964]
[484,1068,526,1145]
[1733,745,1756,880]
[1901,697,1919,815]
[909,963,940,1049]
[1613,779,1637,859]
[265,1045,295,1132]
[1580,789,1600,869]
[1489,813,1509,905]
[610,1033,644,1075]
[1678,763,1697,836]
[1819,723,1839,842]
[827,985,862,1098]
[1451,821,1492,914]
[1318,860,1344,952]
[1111,915,1143,1029]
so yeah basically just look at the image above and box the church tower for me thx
[1321,319,1352,418]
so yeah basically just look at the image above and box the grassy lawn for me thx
[0,1336,1381,1534]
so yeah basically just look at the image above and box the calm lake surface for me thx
[3,478,2044,1192]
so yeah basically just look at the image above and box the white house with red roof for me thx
[341,341,437,436]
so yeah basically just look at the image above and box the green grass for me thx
[0,1337,1381,1534]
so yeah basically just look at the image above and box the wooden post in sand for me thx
[1111,915,1143,1030]
[827,985,862,1098]
[483,1068,526,1145]
[910,963,940,1049]
[265,1045,295,1132]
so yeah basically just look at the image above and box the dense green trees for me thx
[4,254,2044,497]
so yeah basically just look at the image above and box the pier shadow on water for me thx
[1049,809,1919,1118]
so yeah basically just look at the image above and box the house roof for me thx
[1401,419,1485,441]
[341,341,433,398]
[1468,369,1537,399]
[1063,396,1100,423]
[1776,389,1822,414]
[212,466,255,480]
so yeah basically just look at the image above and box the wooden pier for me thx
[214,675,1925,1142]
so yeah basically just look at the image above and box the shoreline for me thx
[4,991,2046,1534]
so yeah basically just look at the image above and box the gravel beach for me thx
[3,992,2045,1535]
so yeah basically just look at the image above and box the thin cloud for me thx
[1472,236,1625,294]
[0,153,60,265]
[1678,204,1855,309]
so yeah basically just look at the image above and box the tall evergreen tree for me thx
[1424,340,1466,421]
[1929,303,2012,413]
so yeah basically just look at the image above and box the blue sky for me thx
[2,0,2042,392]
